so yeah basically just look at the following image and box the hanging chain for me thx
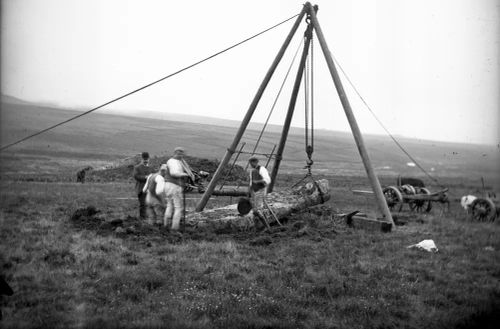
[304,17,314,175]
[291,16,325,203]
[304,32,310,153]
[310,30,314,153]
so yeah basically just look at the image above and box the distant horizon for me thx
[2,92,498,148]
[2,0,498,146]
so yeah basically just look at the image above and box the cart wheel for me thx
[421,188,433,212]
[383,186,403,212]
[401,184,416,212]
[409,187,433,213]
[470,198,496,222]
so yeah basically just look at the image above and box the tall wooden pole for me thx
[268,23,313,193]
[195,6,307,212]
[305,2,394,226]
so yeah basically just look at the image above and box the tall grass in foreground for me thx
[0,179,499,328]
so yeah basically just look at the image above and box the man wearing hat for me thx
[133,152,155,220]
[164,147,194,230]
[248,156,271,215]
[143,164,168,225]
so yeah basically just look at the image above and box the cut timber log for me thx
[212,187,249,197]
[187,179,330,231]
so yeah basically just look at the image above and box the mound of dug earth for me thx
[69,206,178,241]
[87,155,246,183]
[69,205,343,244]
[70,206,103,230]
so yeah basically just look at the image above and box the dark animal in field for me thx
[76,170,85,183]
[397,176,425,188]
[76,166,93,183]
[0,276,14,320]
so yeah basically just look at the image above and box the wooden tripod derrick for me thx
[194,2,395,228]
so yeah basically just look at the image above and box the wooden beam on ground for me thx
[344,212,392,232]
[352,189,375,196]
[211,189,249,197]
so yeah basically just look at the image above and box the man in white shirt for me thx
[164,147,192,230]
[143,164,167,225]
[248,156,271,217]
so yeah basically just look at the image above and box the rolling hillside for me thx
[1,95,498,185]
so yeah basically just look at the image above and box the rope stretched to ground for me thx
[244,38,304,169]
[330,53,444,188]
[0,13,300,152]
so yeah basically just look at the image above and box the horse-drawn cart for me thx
[352,177,449,214]
[382,185,449,213]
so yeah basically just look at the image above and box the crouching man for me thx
[143,164,168,225]
[164,147,192,230]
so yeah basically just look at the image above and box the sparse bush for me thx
[42,248,76,267]
[80,253,113,279]
[122,251,140,265]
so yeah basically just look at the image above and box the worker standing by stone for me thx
[133,152,154,220]
[143,164,168,225]
[248,156,271,219]
[164,147,194,230]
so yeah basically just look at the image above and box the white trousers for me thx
[251,189,266,210]
[145,192,165,224]
[164,182,184,230]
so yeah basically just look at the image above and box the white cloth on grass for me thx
[407,239,438,253]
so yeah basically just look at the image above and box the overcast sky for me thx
[1,0,499,145]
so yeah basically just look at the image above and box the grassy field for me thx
[1,173,499,328]
[1,97,499,327]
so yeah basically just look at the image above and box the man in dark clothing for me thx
[133,152,154,220]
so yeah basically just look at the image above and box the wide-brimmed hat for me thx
[248,156,259,162]
[141,152,150,159]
